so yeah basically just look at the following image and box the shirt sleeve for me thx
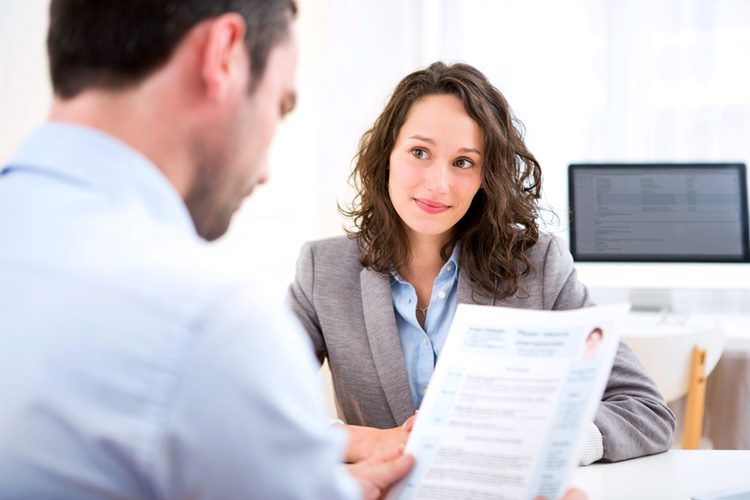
[149,284,359,500]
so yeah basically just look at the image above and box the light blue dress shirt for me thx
[391,246,460,408]
[0,123,359,499]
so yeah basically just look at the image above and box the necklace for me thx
[415,304,429,318]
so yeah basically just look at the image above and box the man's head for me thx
[47,0,298,99]
[47,0,298,240]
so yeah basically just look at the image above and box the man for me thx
[0,1,412,498]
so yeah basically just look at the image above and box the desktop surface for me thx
[571,450,750,500]
[574,261,750,290]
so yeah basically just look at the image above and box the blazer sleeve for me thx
[595,343,676,462]
[540,235,676,462]
[287,241,327,365]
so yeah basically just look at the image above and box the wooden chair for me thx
[621,314,724,450]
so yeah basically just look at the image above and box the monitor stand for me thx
[629,288,673,313]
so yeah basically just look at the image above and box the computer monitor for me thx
[568,163,750,263]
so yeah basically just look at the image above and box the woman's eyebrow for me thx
[408,135,435,144]
[408,136,481,156]
[457,147,482,156]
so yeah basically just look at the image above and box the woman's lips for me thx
[415,198,450,214]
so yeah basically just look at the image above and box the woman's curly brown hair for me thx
[341,62,542,300]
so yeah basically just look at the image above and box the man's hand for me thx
[344,414,418,463]
[347,447,415,500]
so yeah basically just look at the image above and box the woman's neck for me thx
[398,232,453,328]
[398,233,451,285]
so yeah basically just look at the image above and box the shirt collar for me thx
[390,243,461,285]
[3,122,195,235]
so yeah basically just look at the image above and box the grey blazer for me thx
[288,233,675,462]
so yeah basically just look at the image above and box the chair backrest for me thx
[621,314,724,403]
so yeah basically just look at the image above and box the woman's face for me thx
[388,94,484,244]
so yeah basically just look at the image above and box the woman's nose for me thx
[424,163,449,194]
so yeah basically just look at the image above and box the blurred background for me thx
[2,0,750,301]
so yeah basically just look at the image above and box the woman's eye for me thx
[411,148,428,160]
[454,158,474,169]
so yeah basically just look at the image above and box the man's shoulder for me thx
[81,226,252,321]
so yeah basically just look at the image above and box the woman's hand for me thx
[344,414,418,463]
[347,446,415,500]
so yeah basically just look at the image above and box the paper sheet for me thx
[388,303,629,500]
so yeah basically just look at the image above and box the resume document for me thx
[388,303,629,500]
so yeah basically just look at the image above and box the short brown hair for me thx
[47,0,297,99]
[342,62,542,300]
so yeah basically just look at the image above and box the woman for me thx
[289,62,675,465]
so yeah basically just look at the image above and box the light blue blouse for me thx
[390,246,460,408]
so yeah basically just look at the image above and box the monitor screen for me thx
[568,163,750,262]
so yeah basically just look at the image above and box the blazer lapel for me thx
[360,267,415,426]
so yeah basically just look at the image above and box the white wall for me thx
[2,1,750,303]
[0,1,51,161]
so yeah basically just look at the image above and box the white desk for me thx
[574,262,750,290]
[571,451,750,500]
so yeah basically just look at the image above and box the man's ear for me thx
[200,13,248,102]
